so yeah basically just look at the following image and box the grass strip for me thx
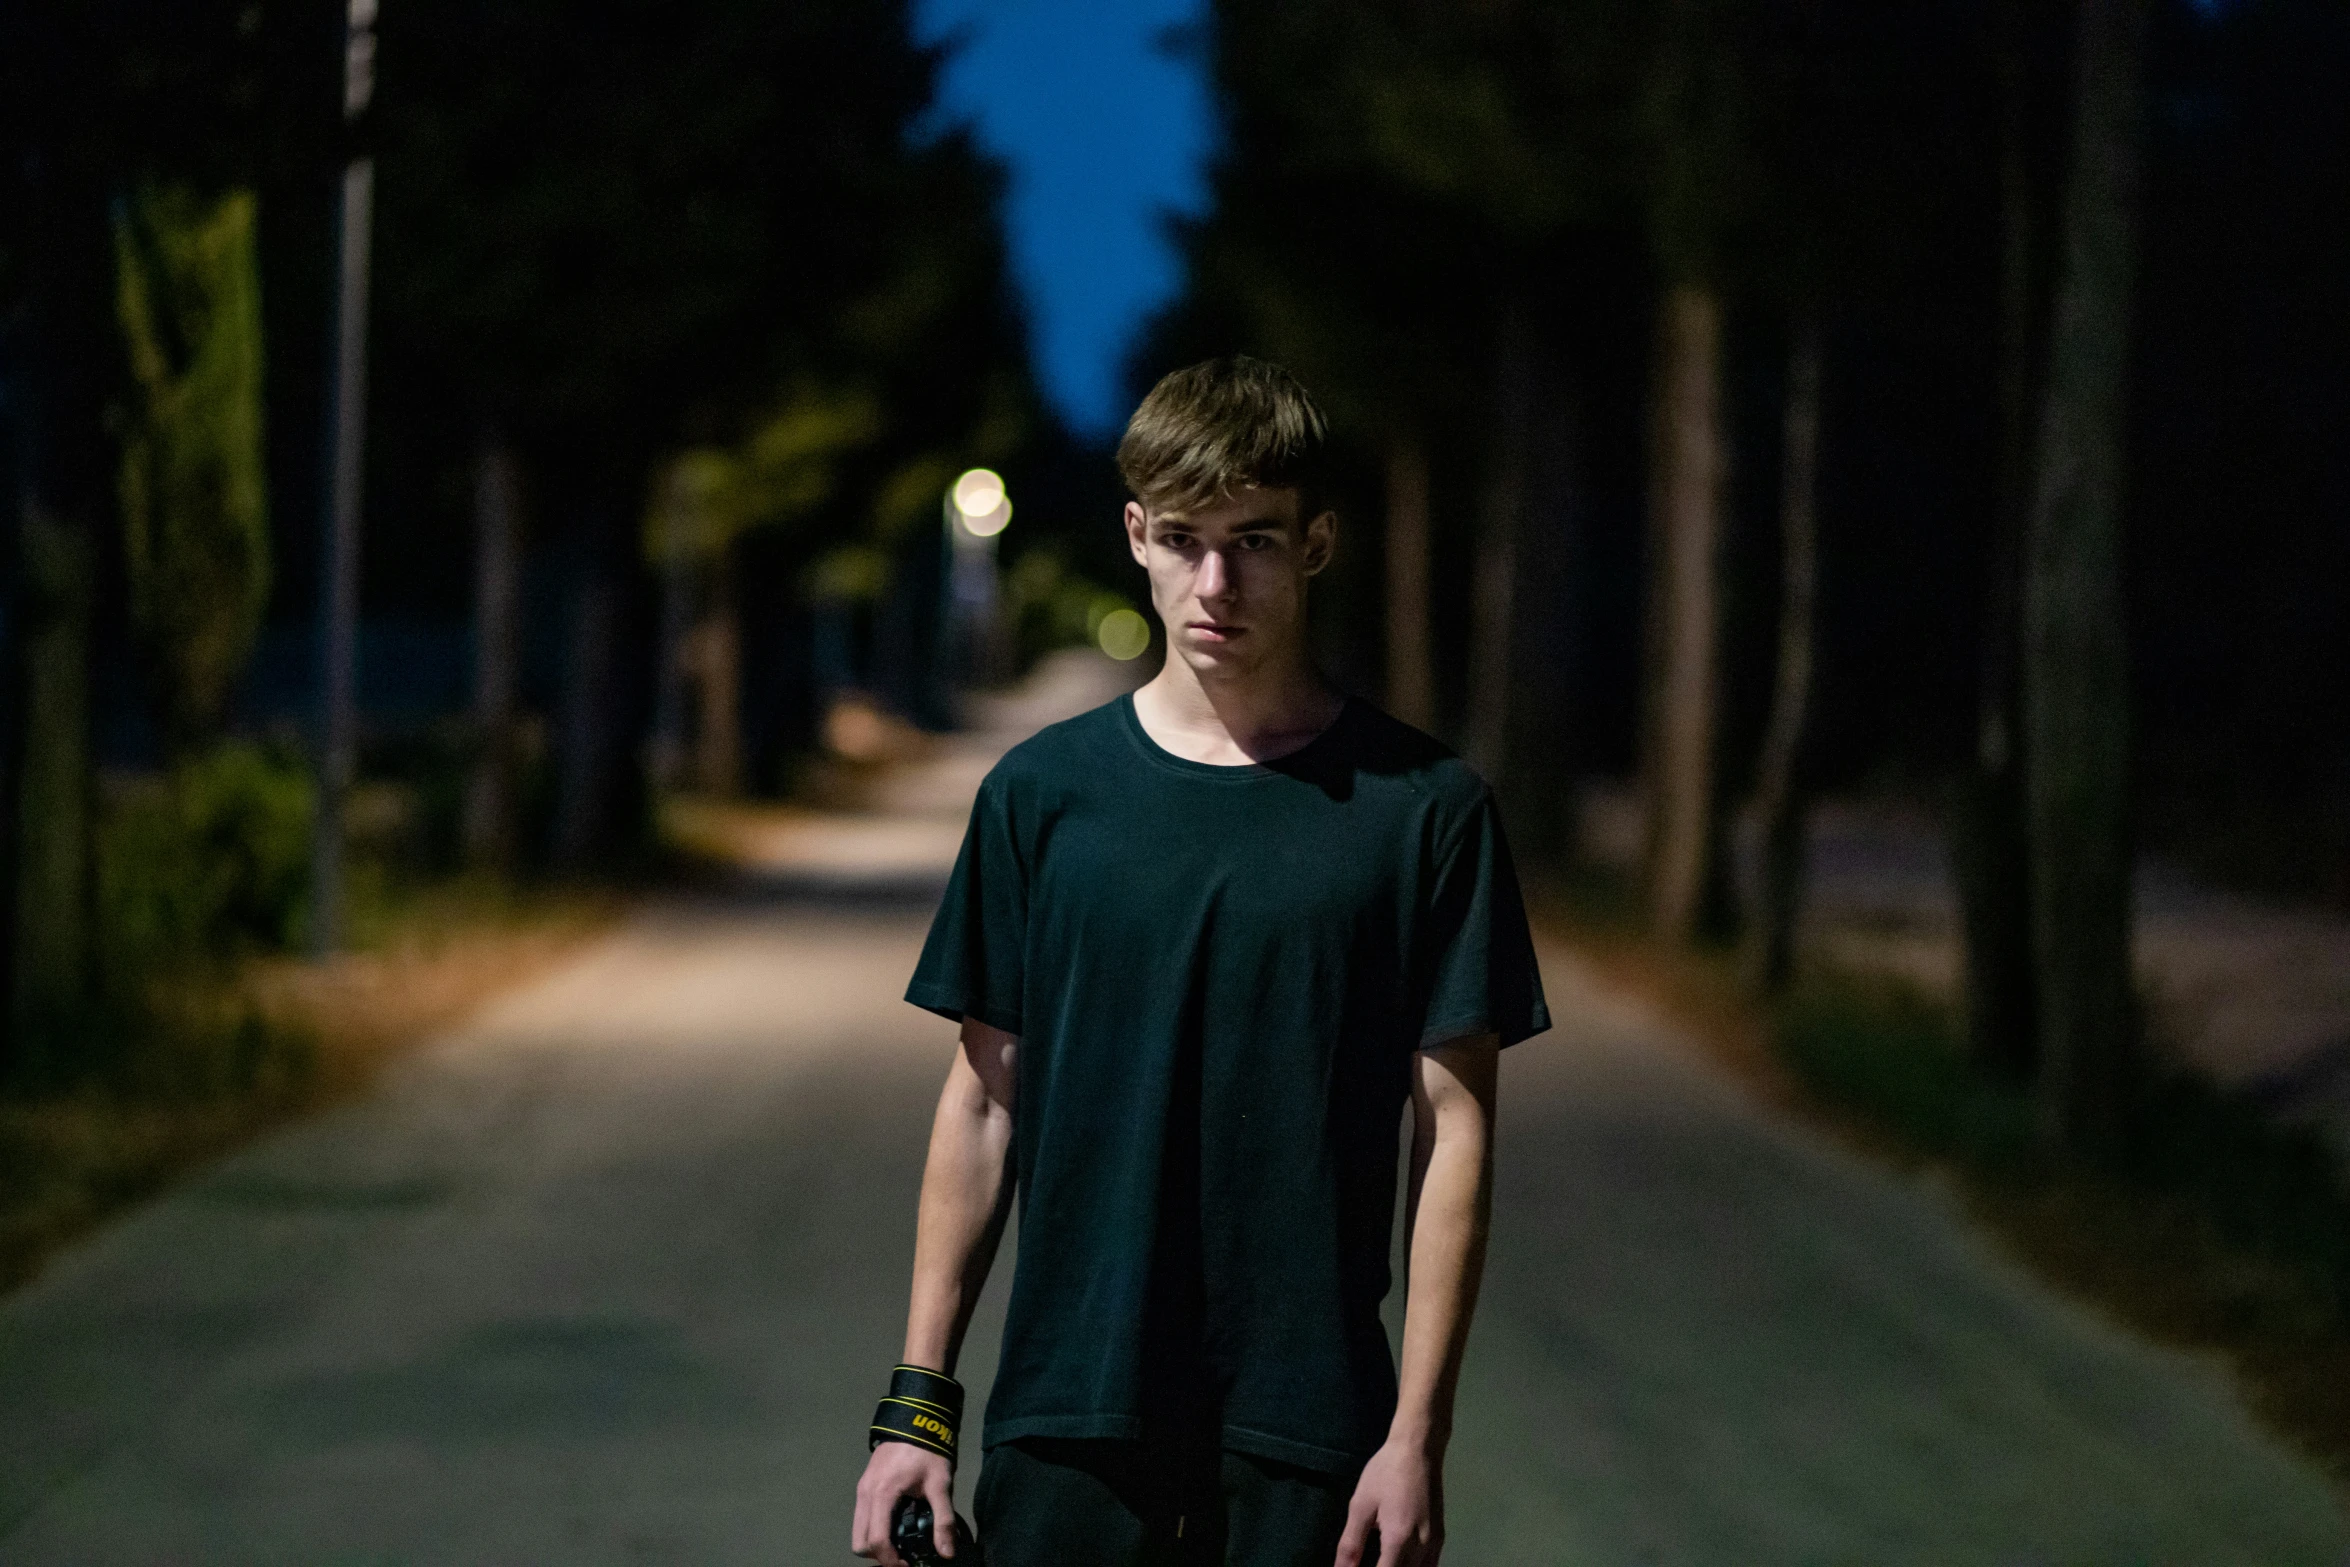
[0,881,614,1295]
[1538,880,2350,1492]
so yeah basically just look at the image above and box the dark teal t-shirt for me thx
[905,692,1549,1472]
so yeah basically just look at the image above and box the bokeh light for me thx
[952,467,1011,537]
[1095,607,1150,661]
[952,468,1005,516]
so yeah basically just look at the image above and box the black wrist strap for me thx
[870,1364,964,1467]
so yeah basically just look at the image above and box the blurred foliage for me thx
[361,0,1046,803]
[1154,0,1768,443]
[1004,547,1139,671]
[1151,0,2350,899]
[872,455,961,542]
[112,184,272,752]
[371,0,1045,596]
[0,0,1047,1164]
[4,742,314,1102]
[805,545,892,607]
[98,742,315,979]
[643,384,880,564]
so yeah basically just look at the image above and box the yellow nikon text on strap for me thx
[869,1364,965,1466]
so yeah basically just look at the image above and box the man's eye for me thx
[1162,533,1193,549]
[1239,535,1272,550]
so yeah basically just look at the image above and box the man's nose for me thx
[1196,547,1233,600]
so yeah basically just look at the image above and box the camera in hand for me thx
[891,1496,976,1565]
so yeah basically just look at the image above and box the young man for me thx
[852,357,1547,1566]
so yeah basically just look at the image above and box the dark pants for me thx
[974,1437,1357,1567]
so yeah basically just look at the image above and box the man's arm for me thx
[1337,1033,1498,1567]
[851,1017,1017,1564]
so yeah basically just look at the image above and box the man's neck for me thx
[1132,646,1344,766]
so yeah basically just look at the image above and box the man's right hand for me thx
[852,1442,957,1564]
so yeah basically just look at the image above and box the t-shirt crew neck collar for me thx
[1116,690,1356,781]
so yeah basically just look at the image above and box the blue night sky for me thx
[914,0,1214,442]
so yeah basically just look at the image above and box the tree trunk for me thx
[1383,439,1435,732]
[648,460,692,793]
[1952,759,2037,1076]
[1643,283,1729,943]
[463,433,521,871]
[693,555,742,796]
[2022,0,2149,1155]
[1467,308,1533,780]
[554,568,620,871]
[2,139,107,1077]
[1509,364,1588,868]
[10,498,91,1056]
[1744,316,1823,995]
[0,327,34,1075]
[1952,0,2045,1080]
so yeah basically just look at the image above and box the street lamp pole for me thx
[311,0,378,957]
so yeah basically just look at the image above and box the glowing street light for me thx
[952,467,1004,516]
[952,467,1011,537]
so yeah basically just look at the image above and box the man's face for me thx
[1123,485,1335,681]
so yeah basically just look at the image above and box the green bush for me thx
[99,741,314,977]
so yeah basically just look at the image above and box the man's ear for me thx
[1123,501,1150,567]
[1301,509,1337,577]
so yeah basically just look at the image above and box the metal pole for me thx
[312,0,377,957]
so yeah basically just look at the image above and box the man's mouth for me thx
[1188,621,1244,643]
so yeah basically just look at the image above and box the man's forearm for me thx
[1390,1038,1497,1451]
[902,1029,1017,1373]
[859,1027,1012,1566]
[1338,1040,1496,1566]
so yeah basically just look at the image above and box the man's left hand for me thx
[1335,1437,1442,1566]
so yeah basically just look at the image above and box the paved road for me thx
[3,659,2345,1565]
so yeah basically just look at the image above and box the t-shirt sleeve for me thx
[1417,788,1551,1049]
[905,774,1028,1034]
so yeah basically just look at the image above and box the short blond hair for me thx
[1116,356,1330,519]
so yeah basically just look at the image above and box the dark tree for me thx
[2022,0,2151,1154]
